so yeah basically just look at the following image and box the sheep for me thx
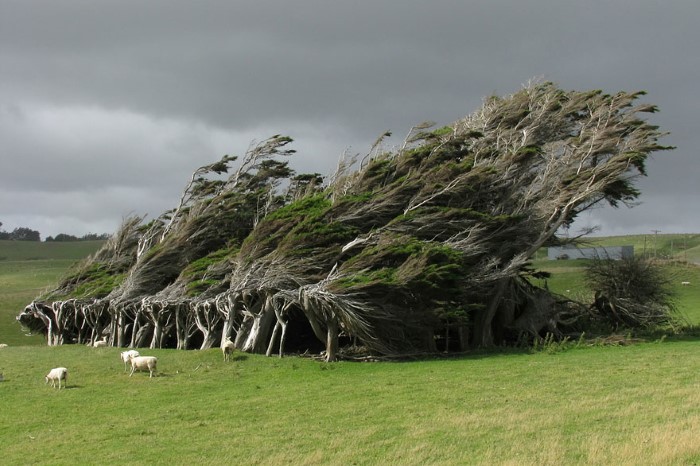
[681,281,691,286]
[45,367,68,389]
[120,350,140,372]
[222,339,235,362]
[93,338,108,348]
[0,343,8,348]
[129,355,157,378]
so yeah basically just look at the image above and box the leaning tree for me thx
[18,82,672,358]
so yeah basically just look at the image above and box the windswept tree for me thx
[586,256,681,331]
[19,82,672,357]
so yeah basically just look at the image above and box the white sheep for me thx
[222,339,235,362]
[129,355,157,378]
[120,350,140,372]
[45,367,68,389]
[681,281,691,286]
[0,343,8,348]
[93,339,108,348]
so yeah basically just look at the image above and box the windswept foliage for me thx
[587,256,681,330]
[19,82,672,359]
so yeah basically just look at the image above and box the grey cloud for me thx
[1,0,698,237]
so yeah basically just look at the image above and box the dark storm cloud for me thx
[1,0,698,237]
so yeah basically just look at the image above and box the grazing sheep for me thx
[120,350,140,372]
[45,367,68,389]
[0,343,8,348]
[129,355,157,378]
[681,281,691,286]
[222,339,235,362]
[93,339,108,348]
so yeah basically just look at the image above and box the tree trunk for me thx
[130,313,141,348]
[116,310,125,347]
[175,304,195,350]
[219,296,239,348]
[444,318,450,353]
[133,322,152,348]
[266,321,281,357]
[326,319,339,362]
[234,315,254,349]
[199,329,217,350]
[52,302,66,346]
[457,325,469,351]
[193,300,223,350]
[473,278,508,347]
[266,301,292,358]
[241,305,275,353]
[150,321,162,349]
[278,321,288,358]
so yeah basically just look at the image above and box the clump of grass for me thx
[529,332,573,354]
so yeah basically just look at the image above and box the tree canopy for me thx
[18,82,673,360]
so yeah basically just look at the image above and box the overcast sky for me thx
[1,1,697,239]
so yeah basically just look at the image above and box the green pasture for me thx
[0,240,104,345]
[572,233,700,263]
[0,240,104,262]
[1,342,699,465]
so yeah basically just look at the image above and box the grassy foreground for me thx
[1,342,699,465]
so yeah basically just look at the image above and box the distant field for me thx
[0,240,104,345]
[0,239,105,262]
[532,235,700,325]
[576,233,700,263]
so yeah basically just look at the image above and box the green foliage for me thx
[337,235,464,300]
[282,220,359,256]
[363,157,392,178]
[180,245,237,297]
[265,193,331,222]
[254,193,358,255]
[431,126,453,137]
[586,256,680,331]
[185,278,222,296]
[181,246,235,279]
[67,266,126,299]
[337,267,399,287]
[333,191,375,207]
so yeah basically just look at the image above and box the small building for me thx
[547,245,633,261]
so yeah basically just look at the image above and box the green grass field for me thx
[1,238,700,464]
[0,240,105,345]
[0,240,105,262]
[1,342,699,465]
